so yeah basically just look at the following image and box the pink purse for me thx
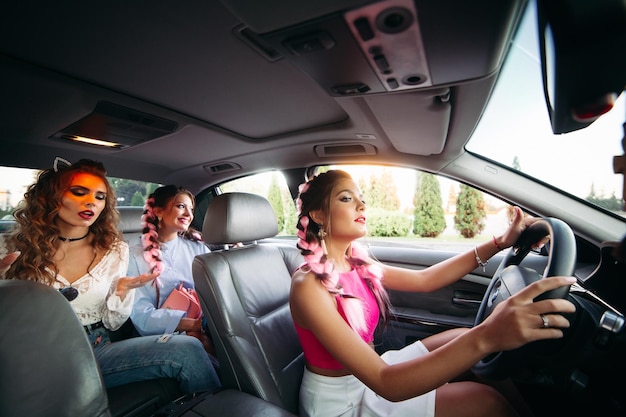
[158,284,203,319]
[155,283,215,356]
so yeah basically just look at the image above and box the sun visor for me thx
[366,88,451,155]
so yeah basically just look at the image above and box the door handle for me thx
[452,290,482,308]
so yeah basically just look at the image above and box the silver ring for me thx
[540,314,550,328]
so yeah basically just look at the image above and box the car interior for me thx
[1,0,625,416]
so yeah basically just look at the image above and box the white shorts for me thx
[299,341,436,417]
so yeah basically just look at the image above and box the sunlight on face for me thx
[328,178,367,241]
[57,173,107,228]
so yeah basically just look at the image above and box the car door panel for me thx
[369,245,549,352]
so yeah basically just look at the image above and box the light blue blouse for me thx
[128,235,210,335]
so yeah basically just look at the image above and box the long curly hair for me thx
[140,185,202,274]
[295,170,390,333]
[7,159,122,284]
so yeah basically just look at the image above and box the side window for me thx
[0,167,38,224]
[328,165,514,250]
[214,166,515,249]
[191,187,221,232]
[108,178,161,207]
[219,171,296,236]
[0,165,159,229]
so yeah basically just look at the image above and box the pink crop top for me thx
[294,269,380,370]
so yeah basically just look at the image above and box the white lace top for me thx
[0,235,133,330]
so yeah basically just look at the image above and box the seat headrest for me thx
[117,206,144,234]
[0,280,110,417]
[202,192,278,245]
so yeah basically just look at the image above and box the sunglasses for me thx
[59,286,78,301]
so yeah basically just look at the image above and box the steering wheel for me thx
[471,217,577,380]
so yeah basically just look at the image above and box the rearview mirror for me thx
[537,0,626,134]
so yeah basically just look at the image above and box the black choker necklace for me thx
[58,231,90,242]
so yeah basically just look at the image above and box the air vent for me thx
[314,143,377,157]
[203,161,242,175]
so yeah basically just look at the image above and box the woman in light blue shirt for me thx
[127,185,217,362]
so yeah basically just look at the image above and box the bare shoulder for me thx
[290,269,332,305]
[290,268,319,294]
[290,268,338,328]
[291,267,310,285]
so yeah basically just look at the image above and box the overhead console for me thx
[222,0,526,96]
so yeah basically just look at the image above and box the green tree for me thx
[362,168,400,210]
[109,178,152,205]
[358,176,372,208]
[0,207,14,219]
[283,194,298,235]
[367,208,411,237]
[146,183,159,196]
[267,174,285,233]
[379,168,400,211]
[130,191,146,207]
[366,173,386,209]
[454,184,486,238]
[412,172,446,237]
[586,184,623,211]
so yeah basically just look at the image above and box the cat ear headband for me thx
[53,157,72,172]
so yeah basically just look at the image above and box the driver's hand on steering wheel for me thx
[498,206,547,250]
[476,275,577,353]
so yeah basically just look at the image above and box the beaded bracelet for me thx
[474,246,488,272]
[493,235,503,251]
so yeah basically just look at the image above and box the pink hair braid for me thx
[141,197,164,279]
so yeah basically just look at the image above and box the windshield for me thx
[466,1,625,219]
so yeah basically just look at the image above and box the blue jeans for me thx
[87,327,221,394]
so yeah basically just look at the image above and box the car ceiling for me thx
[0,0,527,191]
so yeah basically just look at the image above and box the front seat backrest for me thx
[193,192,304,415]
[0,280,111,417]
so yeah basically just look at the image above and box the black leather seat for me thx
[193,192,305,415]
[118,205,144,245]
[0,265,292,417]
[0,279,112,417]
[0,276,181,417]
